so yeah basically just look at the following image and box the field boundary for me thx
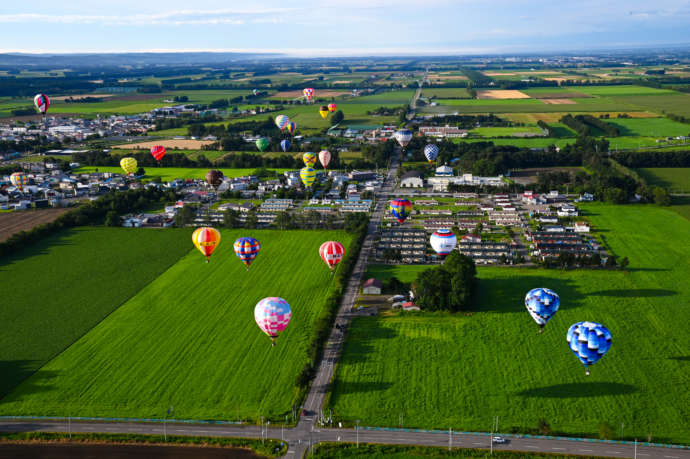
[0,415,242,426]
[359,426,690,450]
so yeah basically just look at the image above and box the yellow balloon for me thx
[120,157,138,175]
[319,110,329,119]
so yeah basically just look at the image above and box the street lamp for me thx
[356,419,360,448]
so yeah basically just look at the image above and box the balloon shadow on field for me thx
[589,289,676,298]
[669,355,690,362]
[0,228,77,270]
[516,382,638,398]
[472,275,583,313]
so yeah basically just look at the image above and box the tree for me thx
[599,422,615,440]
[245,210,259,229]
[274,211,292,230]
[619,256,629,270]
[653,186,671,206]
[538,419,551,436]
[175,205,195,227]
[223,209,240,228]
[331,110,344,126]
[104,210,120,227]
[414,252,476,312]
[413,268,452,311]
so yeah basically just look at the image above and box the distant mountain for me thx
[0,52,281,68]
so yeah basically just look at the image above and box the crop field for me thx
[0,227,192,398]
[469,126,545,137]
[453,137,574,148]
[114,139,215,149]
[636,168,690,192]
[0,229,352,420]
[422,88,471,99]
[613,94,690,117]
[330,204,690,443]
[568,85,679,97]
[0,208,71,242]
[605,118,690,137]
[73,166,291,181]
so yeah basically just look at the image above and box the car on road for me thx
[492,436,507,444]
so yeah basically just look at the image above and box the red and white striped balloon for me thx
[319,241,345,271]
[318,150,331,169]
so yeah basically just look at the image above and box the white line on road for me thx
[525,445,538,449]
[552,447,565,450]
[579,449,593,452]
[663,456,678,458]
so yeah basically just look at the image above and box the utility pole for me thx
[68,416,71,440]
[634,438,637,459]
[449,427,452,450]
[356,419,360,448]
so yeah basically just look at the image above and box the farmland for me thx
[0,229,353,421]
[329,204,690,443]
[0,227,193,398]
[73,166,291,181]
[0,208,71,242]
[636,168,690,192]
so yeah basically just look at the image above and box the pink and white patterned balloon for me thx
[254,297,292,346]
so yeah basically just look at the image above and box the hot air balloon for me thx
[390,198,413,223]
[206,169,224,188]
[286,122,297,135]
[430,229,457,256]
[233,237,261,269]
[10,172,28,191]
[256,137,269,152]
[318,150,331,169]
[525,288,560,333]
[303,87,314,102]
[319,241,345,272]
[566,322,612,376]
[34,94,50,115]
[394,129,413,148]
[303,152,317,167]
[300,167,316,188]
[424,144,439,164]
[255,297,292,346]
[280,139,291,152]
[120,157,138,175]
[192,227,221,263]
[328,103,337,112]
[150,145,166,162]
[275,114,290,130]
[252,89,258,96]
[319,105,329,119]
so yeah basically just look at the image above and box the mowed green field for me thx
[0,230,352,421]
[422,88,471,99]
[73,166,291,181]
[606,117,690,137]
[0,227,193,398]
[636,168,690,192]
[330,204,690,443]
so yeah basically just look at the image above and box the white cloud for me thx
[0,8,294,26]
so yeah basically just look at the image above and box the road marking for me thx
[637,454,649,457]
[663,456,678,458]
[472,442,483,445]
[552,447,565,450]
[607,452,622,455]
[525,445,538,449]
[579,449,593,452]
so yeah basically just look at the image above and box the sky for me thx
[1,0,689,56]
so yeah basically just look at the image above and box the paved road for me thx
[1,419,687,459]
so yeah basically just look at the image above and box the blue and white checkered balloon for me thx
[566,321,612,375]
[525,288,560,330]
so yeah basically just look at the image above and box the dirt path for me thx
[0,208,71,242]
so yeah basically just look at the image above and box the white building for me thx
[400,171,424,188]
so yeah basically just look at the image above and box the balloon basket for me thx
[585,369,590,376]
[205,259,210,264]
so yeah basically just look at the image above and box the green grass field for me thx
[422,88,471,99]
[568,85,679,97]
[606,118,690,137]
[469,126,545,137]
[613,94,690,117]
[329,204,690,443]
[73,166,291,181]
[0,229,352,421]
[636,168,690,192]
[0,227,192,398]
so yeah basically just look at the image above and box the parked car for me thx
[492,436,507,444]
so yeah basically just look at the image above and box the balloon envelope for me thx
[280,139,291,152]
[300,167,316,187]
[318,150,331,169]
[120,157,138,175]
[303,152,317,167]
[34,94,50,114]
[275,115,290,130]
[233,237,261,268]
[206,169,224,187]
[256,137,269,151]
[394,129,413,148]
[525,288,560,328]
[192,227,221,261]
[430,229,457,256]
[255,297,292,344]
[328,103,337,112]
[10,172,28,190]
[424,144,439,163]
[319,106,329,119]
[566,322,612,373]
[303,88,314,101]
[150,145,166,161]
[319,241,345,270]
[287,122,297,135]
[390,198,413,223]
